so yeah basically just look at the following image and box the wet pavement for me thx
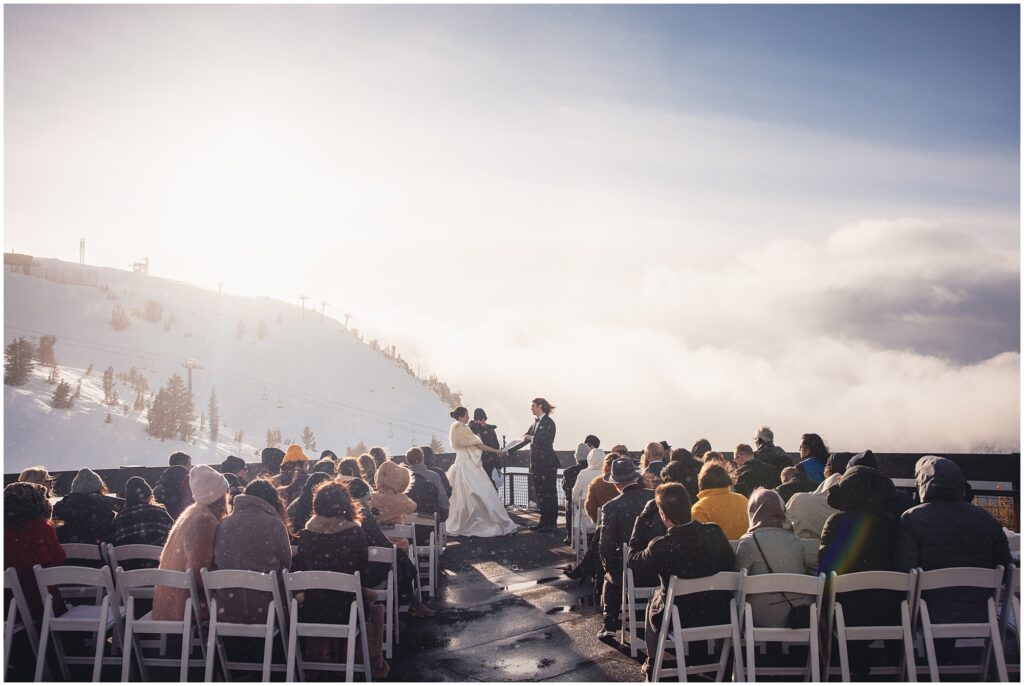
[387,511,644,682]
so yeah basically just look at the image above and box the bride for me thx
[446,406,518,537]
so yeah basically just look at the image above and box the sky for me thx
[4,4,1021,453]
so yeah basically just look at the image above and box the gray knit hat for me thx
[71,468,104,494]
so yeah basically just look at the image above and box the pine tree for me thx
[301,426,317,452]
[430,434,445,456]
[102,366,119,405]
[46,364,60,385]
[142,300,162,322]
[147,386,172,439]
[347,440,368,456]
[72,380,82,402]
[51,380,73,408]
[111,305,129,331]
[133,391,146,412]
[266,426,282,448]
[234,430,244,445]
[256,321,268,340]
[35,334,57,366]
[208,387,219,442]
[166,373,195,442]
[85,363,94,376]
[237,319,246,340]
[4,338,35,386]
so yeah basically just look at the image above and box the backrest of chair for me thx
[283,570,361,595]
[831,569,917,595]
[33,563,110,592]
[367,546,396,565]
[742,572,824,601]
[61,543,105,566]
[380,524,415,539]
[107,544,163,569]
[668,571,745,597]
[407,514,437,529]
[200,568,278,594]
[4,567,34,633]
[116,567,193,595]
[916,566,1004,593]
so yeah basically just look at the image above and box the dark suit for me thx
[470,421,501,489]
[529,414,559,526]
[598,483,655,629]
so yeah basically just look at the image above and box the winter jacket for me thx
[754,442,792,473]
[628,499,667,585]
[292,515,368,623]
[211,494,292,625]
[571,449,606,517]
[734,459,782,498]
[111,502,174,547]
[598,484,655,585]
[786,473,842,539]
[470,421,501,474]
[406,463,450,515]
[53,493,118,545]
[659,455,702,495]
[153,466,193,520]
[691,487,749,540]
[5,519,65,620]
[154,502,222,621]
[585,476,619,524]
[796,456,827,484]
[820,467,901,576]
[735,527,813,627]
[286,498,314,537]
[427,465,453,498]
[775,470,817,505]
[369,462,418,526]
[561,462,587,500]
[629,522,736,633]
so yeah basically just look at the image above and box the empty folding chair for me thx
[650,571,746,682]
[367,546,398,658]
[740,572,825,681]
[620,546,658,658]
[825,569,918,682]
[913,565,1008,682]
[116,566,205,681]
[5,567,40,678]
[200,568,288,682]
[282,570,372,682]
[33,563,125,681]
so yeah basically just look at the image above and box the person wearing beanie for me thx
[320,449,338,461]
[275,444,311,503]
[221,455,249,483]
[469,408,502,487]
[369,461,418,528]
[153,465,194,520]
[111,476,174,550]
[311,457,337,476]
[261,446,286,476]
[5,482,66,620]
[154,465,229,622]
[53,468,118,545]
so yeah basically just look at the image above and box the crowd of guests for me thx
[561,427,1013,679]
[4,442,457,680]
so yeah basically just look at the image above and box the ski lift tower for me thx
[181,358,203,397]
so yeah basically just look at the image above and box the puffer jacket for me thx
[786,473,842,539]
[570,449,606,519]
[369,462,417,525]
[691,487,749,540]
[211,495,292,625]
[53,493,118,545]
[154,503,222,621]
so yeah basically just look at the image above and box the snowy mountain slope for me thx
[4,258,454,472]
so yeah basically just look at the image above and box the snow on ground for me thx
[4,258,454,472]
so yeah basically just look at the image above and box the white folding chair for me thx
[998,564,1020,675]
[573,494,597,565]
[116,566,205,681]
[4,568,41,677]
[60,543,108,603]
[825,569,918,682]
[283,570,372,682]
[380,524,422,601]
[408,514,439,600]
[106,544,163,575]
[740,572,825,682]
[913,565,1008,682]
[200,568,288,682]
[367,546,398,658]
[621,557,658,658]
[33,563,125,681]
[650,571,746,682]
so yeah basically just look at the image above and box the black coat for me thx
[528,415,558,471]
[734,458,781,498]
[775,472,816,504]
[629,522,737,631]
[292,521,368,624]
[754,443,792,472]
[54,493,118,545]
[598,484,655,585]
[660,456,701,495]
[427,466,453,498]
[471,421,501,472]
[628,499,666,587]
[561,463,587,499]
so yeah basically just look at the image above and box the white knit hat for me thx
[189,464,228,505]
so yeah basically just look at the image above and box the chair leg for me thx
[900,601,917,683]
[181,607,193,682]
[121,616,134,682]
[730,604,745,683]
[671,609,686,682]
[652,611,671,682]
[204,614,217,683]
[987,600,1008,682]
[359,604,372,683]
[809,607,820,683]
[261,611,275,683]
[92,596,110,682]
[34,601,52,682]
[919,601,940,684]
[745,607,757,683]
[286,607,298,682]
[345,626,357,683]
[5,602,17,677]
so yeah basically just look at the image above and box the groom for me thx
[523,397,559,532]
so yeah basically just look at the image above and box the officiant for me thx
[470,408,502,490]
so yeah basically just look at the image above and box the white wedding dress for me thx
[446,420,518,537]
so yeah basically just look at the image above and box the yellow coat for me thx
[691,487,749,541]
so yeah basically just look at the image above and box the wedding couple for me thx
[446,398,559,537]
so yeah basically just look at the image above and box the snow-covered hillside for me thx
[4,258,455,472]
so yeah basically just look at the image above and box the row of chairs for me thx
[629,563,1019,682]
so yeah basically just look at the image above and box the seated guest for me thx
[820,466,902,679]
[168,451,192,470]
[4,482,66,620]
[896,456,1011,624]
[796,433,829,484]
[404,447,450,526]
[597,459,655,639]
[53,468,118,544]
[223,473,244,502]
[629,483,736,667]
[775,465,816,504]
[369,446,389,469]
[18,466,54,495]
[112,476,174,547]
[584,453,620,524]
[311,457,337,476]
[690,438,712,460]
[369,461,418,549]
[221,455,249,484]
[260,446,285,478]
[734,442,781,498]
[357,453,378,488]
[286,472,332,536]
[752,426,792,472]
[420,446,453,497]
[570,448,606,524]
[292,481,388,679]
[735,488,813,627]
[786,472,842,539]
[562,439,598,542]
[659,447,702,497]
[154,465,229,621]
[824,451,855,479]
[609,444,630,457]
[846,449,914,516]
[691,462,749,540]
[154,465,193,520]
[640,441,666,483]
[274,444,310,504]
[338,457,363,479]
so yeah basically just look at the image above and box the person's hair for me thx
[298,471,332,506]
[780,466,799,483]
[18,466,50,486]
[703,451,724,463]
[532,397,555,414]
[346,477,371,500]
[207,493,230,521]
[691,438,712,459]
[406,447,424,465]
[244,478,289,527]
[755,426,774,444]
[655,483,692,526]
[610,444,629,456]
[168,451,191,467]
[450,407,469,420]
[585,435,601,449]
[357,454,377,480]
[734,443,754,458]
[338,457,362,478]
[312,481,362,522]
[601,452,617,477]
[669,447,693,463]
[369,447,387,468]
[697,462,734,490]
[800,433,829,461]
[419,446,436,467]
[642,441,664,468]
[4,482,53,527]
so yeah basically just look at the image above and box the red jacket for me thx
[5,519,66,619]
